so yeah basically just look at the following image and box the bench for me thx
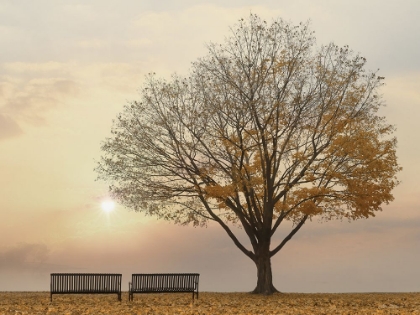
[50,273,122,302]
[129,273,199,301]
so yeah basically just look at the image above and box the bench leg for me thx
[192,290,199,301]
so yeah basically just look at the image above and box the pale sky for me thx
[1,0,419,292]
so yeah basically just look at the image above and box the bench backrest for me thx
[131,273,199,291]
[51,273,122,293]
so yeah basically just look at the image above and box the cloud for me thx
[0,114,22,140]
[0,62,82,138]
[0,243,50,271]
[1,78,80,126]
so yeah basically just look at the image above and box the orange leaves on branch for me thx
[286,186,330,216]
[204,184,236,201]
[299,200,323,216]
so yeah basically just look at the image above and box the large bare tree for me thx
[96,15,401,294]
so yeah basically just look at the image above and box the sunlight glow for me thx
[101,200,115,213]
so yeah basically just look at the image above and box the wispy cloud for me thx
[0,61,143,141]
[0,243,50,271]
[0,113,22,140]
[0,63,81,139]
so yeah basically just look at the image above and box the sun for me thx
[101,200,115,213]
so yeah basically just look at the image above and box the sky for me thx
[0,0,419,293]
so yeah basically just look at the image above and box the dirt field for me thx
[0,292,419,314]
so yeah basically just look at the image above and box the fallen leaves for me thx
[0,292,419,314]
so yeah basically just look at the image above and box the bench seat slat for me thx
[50,273,122,302]
[129,273,199,301]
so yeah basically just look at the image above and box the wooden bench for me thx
[129,273,199,301]
[50,273,122,302]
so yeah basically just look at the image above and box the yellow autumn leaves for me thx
[1,292,419,315]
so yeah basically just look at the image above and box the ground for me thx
[0,292,419,314]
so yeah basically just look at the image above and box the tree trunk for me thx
[252,243,279,294]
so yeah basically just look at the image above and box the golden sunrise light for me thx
[101,200,115,213]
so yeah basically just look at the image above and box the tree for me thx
[96,14,401,295]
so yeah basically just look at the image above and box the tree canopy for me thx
[97,14,401,294]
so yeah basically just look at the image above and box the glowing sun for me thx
[101,200,115,213]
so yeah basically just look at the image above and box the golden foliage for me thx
[204,184,236,201]
[1,292,420,315]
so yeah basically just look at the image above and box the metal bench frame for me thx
[128,273,199,301]
[50,273,122,302]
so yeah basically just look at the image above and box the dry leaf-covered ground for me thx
[0,292,419,315]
